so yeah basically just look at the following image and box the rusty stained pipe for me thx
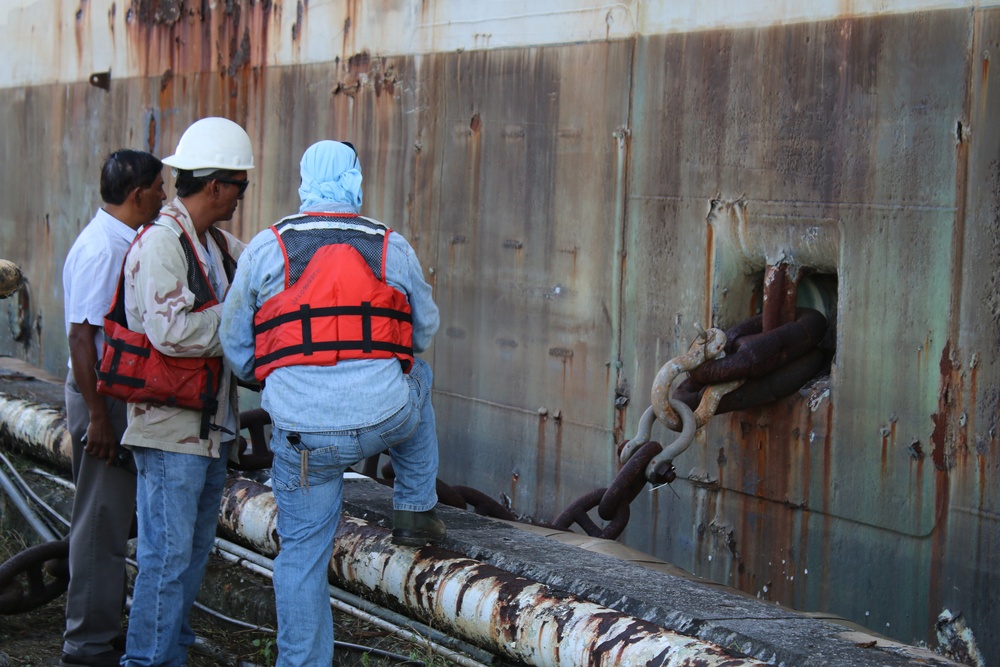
[0,259,24,298]
[218,473,767,666]
[218,473,281,556]
[331,516,769,667]
[4,397,765,665]
[0,395,71,470]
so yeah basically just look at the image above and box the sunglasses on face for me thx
[214,176,250,196]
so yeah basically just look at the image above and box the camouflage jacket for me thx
[120,197,246,458]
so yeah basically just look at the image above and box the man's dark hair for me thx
[100,150,163,205]
[174,169,241,198]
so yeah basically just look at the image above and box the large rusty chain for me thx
[671,308,828,416]
[0,539,69,615]
[550,298,829,539]
[378,459,519,521]
[649,324,735,431]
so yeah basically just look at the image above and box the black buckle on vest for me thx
[98,333,148,389]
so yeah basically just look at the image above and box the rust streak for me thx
[536,411,546,516]
[881,433,889,480]
[930,341,954,472]
[762,264,785,332]
[705,215,714,329]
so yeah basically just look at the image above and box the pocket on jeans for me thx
[271,435,349,491]
[379,403,420,449]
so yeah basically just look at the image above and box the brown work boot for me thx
[391,509,446,546]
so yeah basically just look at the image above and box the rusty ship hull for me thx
[0,0,997,660]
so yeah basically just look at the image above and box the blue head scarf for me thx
[298,140,364,213]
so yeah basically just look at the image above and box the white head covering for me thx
[298,140,363,213]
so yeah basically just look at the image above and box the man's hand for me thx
[84,413,119,465]
[69,321,120,465]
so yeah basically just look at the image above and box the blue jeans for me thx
[123,444,230,667]
[270,358,439,667]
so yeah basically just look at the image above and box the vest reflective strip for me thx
[277,218,387,236]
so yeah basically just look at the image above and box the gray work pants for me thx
[62,372,136,659]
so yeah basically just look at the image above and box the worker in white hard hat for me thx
[111,117,252,667]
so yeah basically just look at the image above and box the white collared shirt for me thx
[62,207,138,367]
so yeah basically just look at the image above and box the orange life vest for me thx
[96,221,236,438]
[252,213,414,381]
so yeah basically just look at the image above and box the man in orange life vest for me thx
[219,140,444,666]
[100,117,252,667]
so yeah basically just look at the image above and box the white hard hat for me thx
[162,117,255,176]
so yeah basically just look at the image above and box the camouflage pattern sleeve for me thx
[124,225,224,358]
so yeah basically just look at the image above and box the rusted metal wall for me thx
[428,41,630,527]
[1,0,998,661]
[621,7,971,645]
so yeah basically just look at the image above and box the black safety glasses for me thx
[214,176,250,196]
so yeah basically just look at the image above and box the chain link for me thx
[650,325,728,430]
[0,539,68,615]
[672,308,828,416]
[552,304,828,539]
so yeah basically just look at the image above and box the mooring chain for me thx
[553,309,829,539]
[649,324,732,430]
[0,539,69,615]
[671,308,828,415]
[620,325,741,477]
[548,328,735,540]
[549,400,696,541]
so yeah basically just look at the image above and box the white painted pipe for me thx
[3,397,766,666]
[330,516,769,667]
[0,394,72,469]
[211,539,492,667]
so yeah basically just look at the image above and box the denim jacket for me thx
[220,214,439,432]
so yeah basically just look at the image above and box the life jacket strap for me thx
[198,365,218,440]
[253,304,412,335]
[255,340,414,368]
[96,333,149,389]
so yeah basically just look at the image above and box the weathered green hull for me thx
[1,1,996,658]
